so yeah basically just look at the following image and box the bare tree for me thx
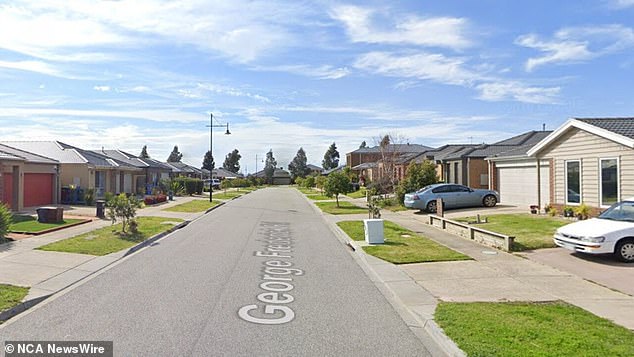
[374,133,406,193]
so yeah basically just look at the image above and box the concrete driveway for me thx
[521,248,634,296]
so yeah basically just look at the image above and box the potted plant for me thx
[530,205,539,214]
[574,203,591,220]
[563,206,574,218]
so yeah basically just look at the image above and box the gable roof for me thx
[0,143,58,164]
[212,167,243,178]
[348,143,433,155]
[306,164,323,172]
[164,161,202,174]
[96,150,173,171]
[0,141,137,169]
[528,118,634,156]
[487,131,552,160]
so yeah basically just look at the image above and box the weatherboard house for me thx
[527,117,634,213]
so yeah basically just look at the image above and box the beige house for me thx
[1,141,141,201]
[528,118,634,213]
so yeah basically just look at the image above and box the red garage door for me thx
[24,173,53,207]
[1,174,12,206]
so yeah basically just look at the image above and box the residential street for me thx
[0,188,432,356]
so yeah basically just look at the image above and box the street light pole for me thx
[207,112,231,202]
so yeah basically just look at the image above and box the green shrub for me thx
[548,207,558,217]
[574,203,591,220]
[172,177,203,195]
[106,193,143,233]
[395,161,438,205]
[303,176,315,188]
[83,188,95,206]
[295,177,305,187]
[0,203,12,242]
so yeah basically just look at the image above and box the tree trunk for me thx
[335,194,339,207]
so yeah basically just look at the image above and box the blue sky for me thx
[0,1,633,173]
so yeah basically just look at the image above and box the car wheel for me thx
[426,201,437,213]
[615,239,634,263]
[483,195,497,207]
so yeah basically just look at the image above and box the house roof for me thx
[212,167,243,178]
[322,165,346,175]
[348,143,433,155]
[165,161,202,174]
[0,143,58,164]
[351,162,378,170]
[306,164,323,172]
[487,131,552,160]
[96,150,173,171]
[273,168,291,178]
[0,141,137,169]
[528,118,634,156]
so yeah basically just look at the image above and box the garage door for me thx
[24,173,53,207]
[497,165,549,207]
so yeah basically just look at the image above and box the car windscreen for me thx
[599,201,634,222]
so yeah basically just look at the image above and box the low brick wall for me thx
[429,215,514,252]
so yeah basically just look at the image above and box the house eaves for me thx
[527,118,634,157]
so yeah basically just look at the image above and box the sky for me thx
[1,0,633,174]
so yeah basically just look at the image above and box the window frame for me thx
[599,157,620,208]
[564,159,582,206]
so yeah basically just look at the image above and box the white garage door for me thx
[497,165,549,207]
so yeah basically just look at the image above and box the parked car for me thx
[204,179,221,189]
[554,199,634,263]
[403,183,499,212]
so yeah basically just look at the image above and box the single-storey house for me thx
[212,167,244,179]
[527,118,634,212]
[95,150,173,195]
[164,161,203,179]
[0,144,59,211]
[1,141,141,200]
[486,130,552,207]
[272,168,292,185]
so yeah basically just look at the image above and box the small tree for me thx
[202,150,215,171]
[322,142,340,170]
[220,179,232,193]
[0,203,12,242]
[140,145,150,159]
[106,193,142,234]
[395,161,438,204]
[315,175,327,194]
[324,171,351,207]
[304,176,316,188]
[167,146,183,162]
[223,149,241,173]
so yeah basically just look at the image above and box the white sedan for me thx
[554,199,634,263]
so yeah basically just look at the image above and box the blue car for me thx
[404,183,499,212]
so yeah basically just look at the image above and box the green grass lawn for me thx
[454,214,569,251]
[296,187,319,195]
[164,199,220,212]
[346,188,367,199]
[10,215,86,233]
[38,216,183,256]
[435,301,634,357]
[314,201,367,215]
[210,191,243,200]
[337,220,470,264]
[308,194,335,201]
[0,284,29,312]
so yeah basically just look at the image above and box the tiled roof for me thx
[348,143,433,154]
[212,167,243,178]
[166,161,203,174]
[422,144,477,161]
[575,118,634,139]
[306,164,323,171]
[1,141,86,163]
[0,143,58,164]
[351,162,378,170]
[487,131,552,159]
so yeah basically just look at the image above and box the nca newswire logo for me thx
[5,341,113,357]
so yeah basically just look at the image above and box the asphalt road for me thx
[0,188,431,356]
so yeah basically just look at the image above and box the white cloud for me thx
[251,64,350,79]
[331,5,471,50]
[354,51,479,86]
[93,85,111,92]
[476,82,560,104]
[0,60,61,76]
[609,0,634,9]
[0,107,204,123]
[516,24,634,71]
[0,1,302,63]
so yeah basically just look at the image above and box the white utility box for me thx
[364,219,384,244]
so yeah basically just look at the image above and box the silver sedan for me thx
[404,183,499,212]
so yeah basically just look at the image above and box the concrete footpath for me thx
[323,203,634,334]
[0,195,226,316]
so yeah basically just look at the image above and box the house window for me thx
[565,160,581,204]
[95,171,106,197]
[600,158,619,206]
